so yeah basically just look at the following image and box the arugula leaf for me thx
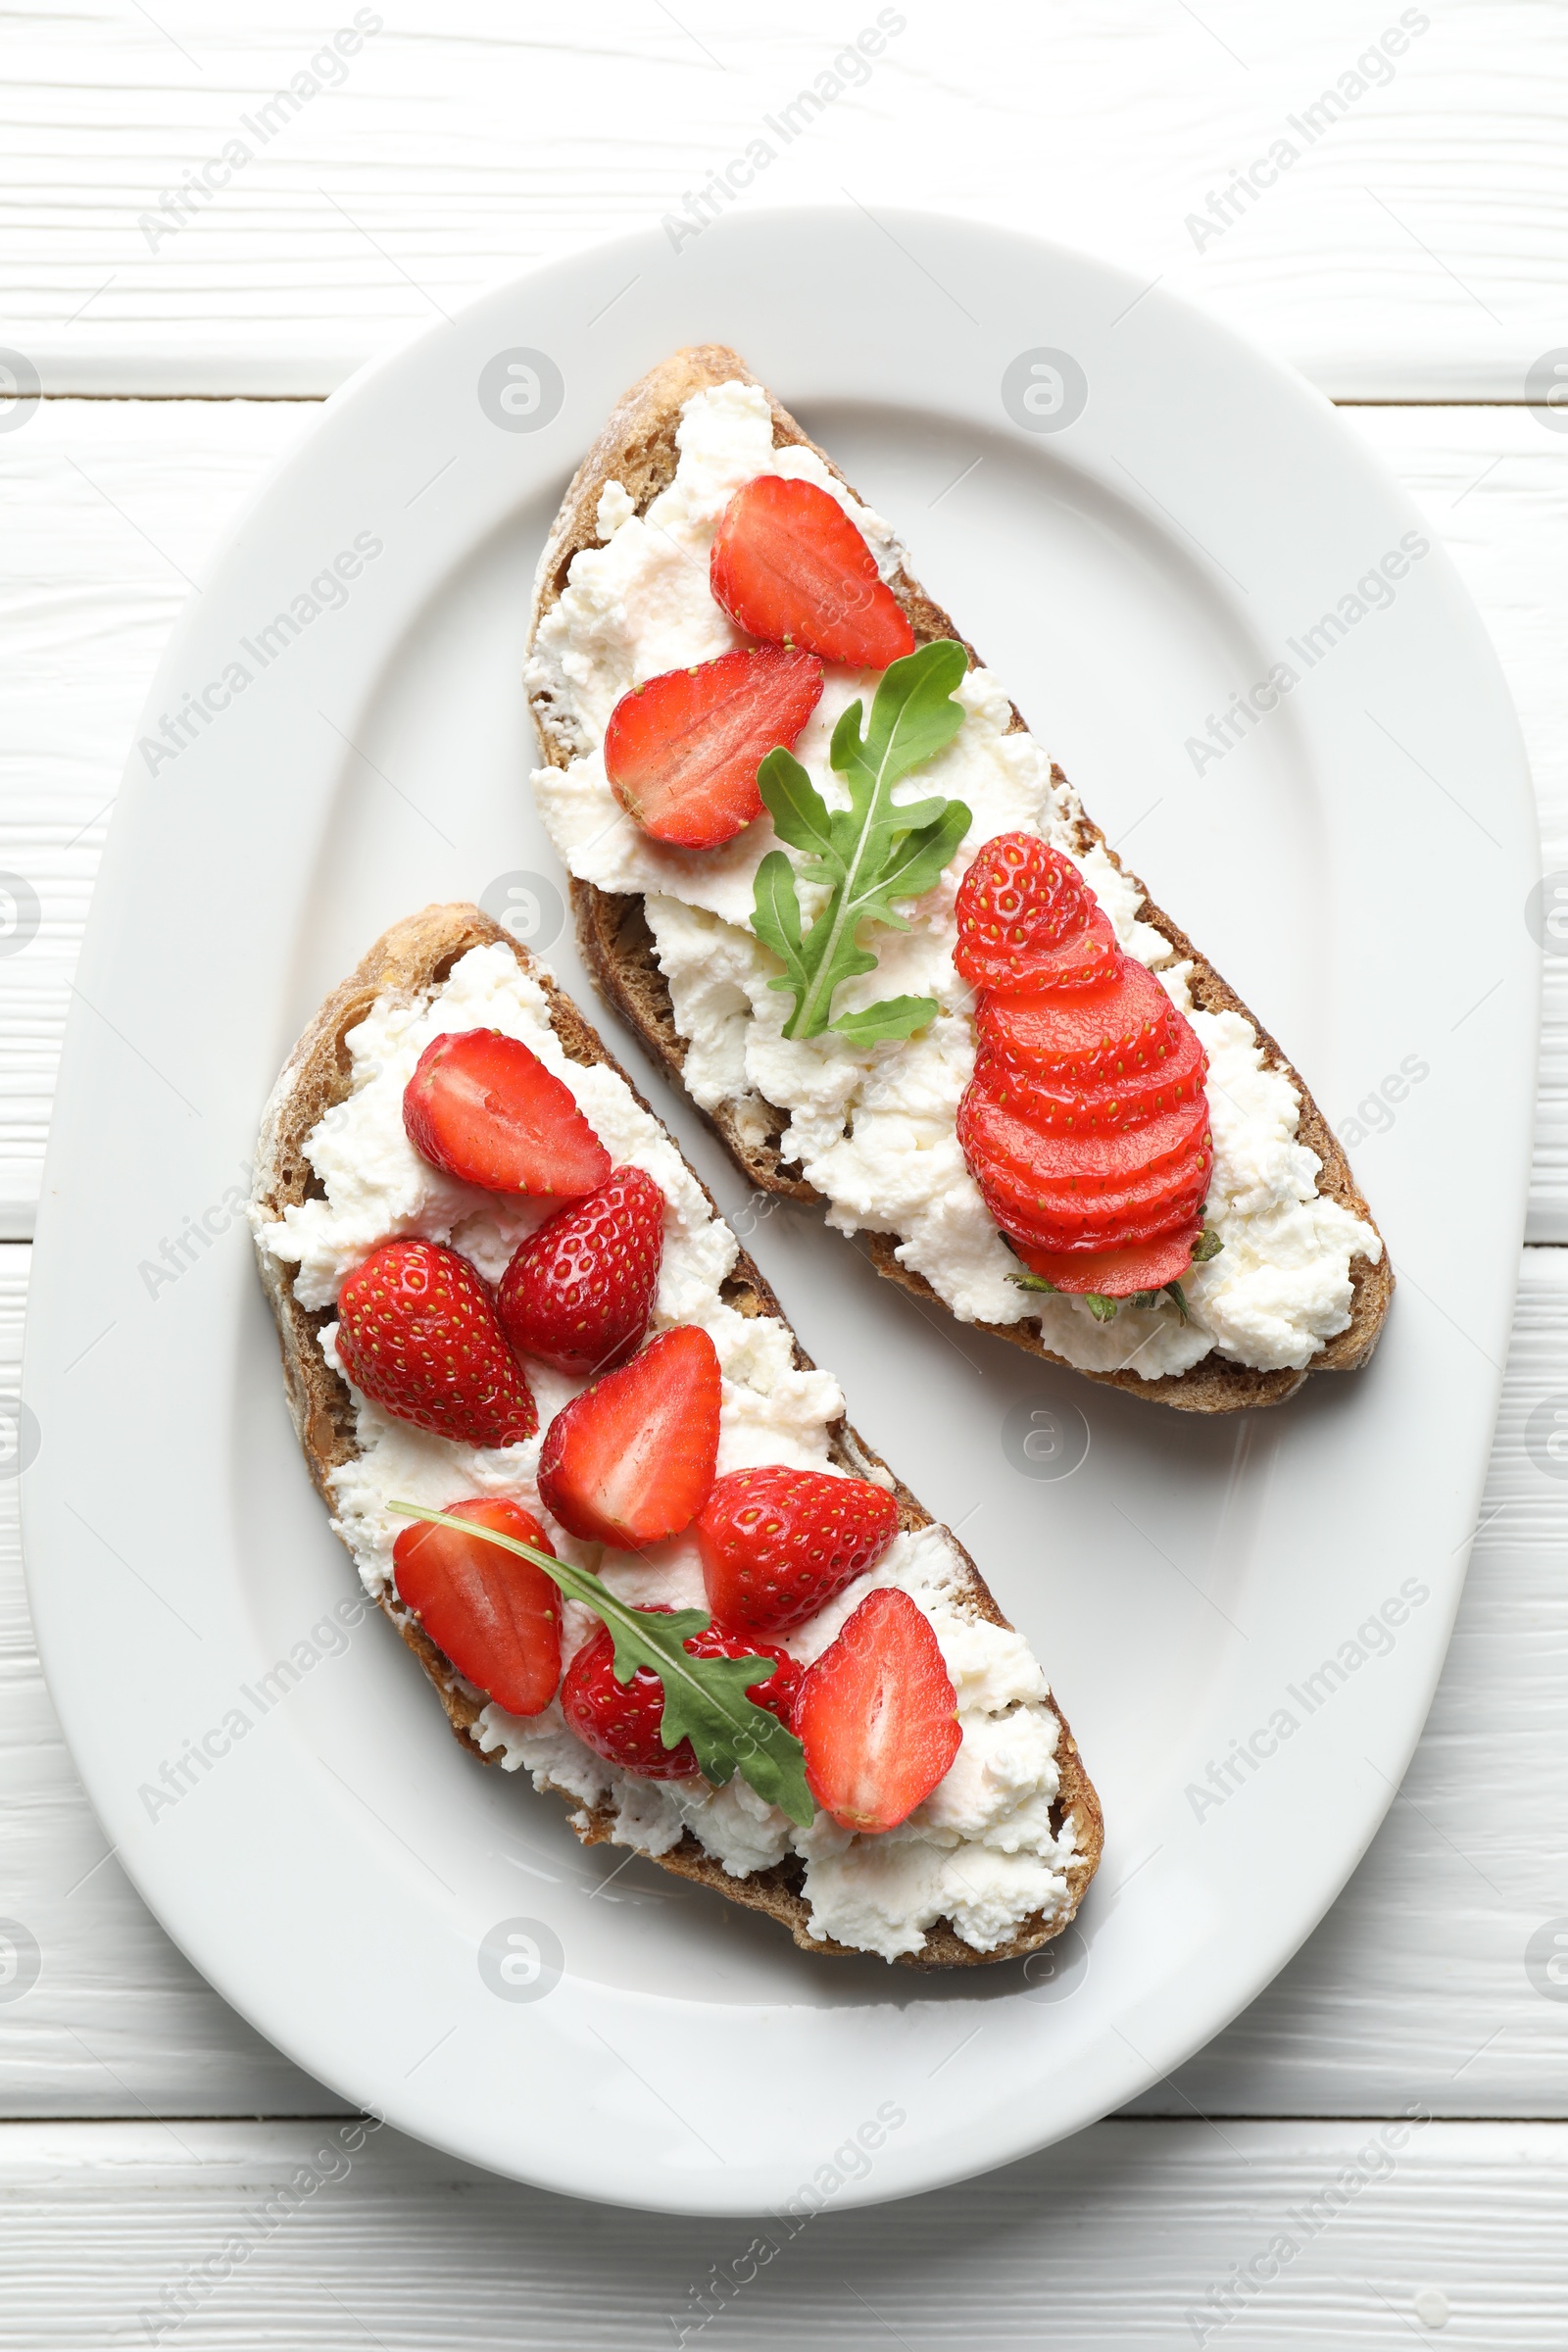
[829,995,940,1047]
[387,1502,814,1826]
[752,640,971,1041]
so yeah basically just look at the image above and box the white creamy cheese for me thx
[525,379,1381,1378]
[253,944,1078,1961]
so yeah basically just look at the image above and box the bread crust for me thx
[530,347,1394,1414]
[250,903,1102,1968]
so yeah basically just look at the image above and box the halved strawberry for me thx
[498,1166,664,1377]
[694,1465,900,1636]
[604,645,823,850]
[561,1610,797,1780]
[973,1022,1207,1133]
[392,1496,561,1716]
[335,1238,537,1447]
[404,1030,611,1199]
[537,1325,720,1548]
[979,961,1177,1082]
[709,475,915,669]
[1011,1224,1202,1298]
[953,833,1115,992]
[793,1588,961,1834]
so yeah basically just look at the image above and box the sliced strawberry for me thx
[392,1497,561,1716]
[603,645,823,850]
[955,833,1088,979]
[973,1022,1206,1133]
[498,1167,664,1377]
[794,1588,960,1834]
[979,961,1178,1083]
[953,833,1115,992]
[537,1325,720,1548]
[561,1610,797,1780]
[335,1239,537,1447]
[404,1030,611,1200]
[695,1465,900,1636]
[710,475,915,669]
[971,1147,1210,1253]
[958,1091,1211,1198]
[1011,1224,1202,1298]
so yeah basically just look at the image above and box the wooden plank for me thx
[5,1245,1568,2119]
[1,2117,1566,2346]
[0,398,1563,1238]
[3,1,1567,397]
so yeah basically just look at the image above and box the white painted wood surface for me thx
[7,3,1568,2329]
[6,1,1568,399]
[4,2118,1565,2348]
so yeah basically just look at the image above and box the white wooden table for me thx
[5,6,1568,2341]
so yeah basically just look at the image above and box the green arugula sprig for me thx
[388,1501,813,1825]
[752,639,972,1044]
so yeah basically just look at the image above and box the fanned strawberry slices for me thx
[955,834,1213,1299]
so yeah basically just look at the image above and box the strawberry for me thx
[537,1325,720,1548]
[973,1021,1206,1133]
[956,830,1216,1296]
[561,1610,798,1780]
[335,1239,537,1446]
[954,834,1115,993]
[1011,1226,1201,1297]
[793,1588,961,1834]
[404,1030,611,1200]
[391,1496,561,1717]
[498,1167,665,1377]
[960,1090,1211,1195]
[604,646,823,849]
[979,962,1178,1083]
[695,1465,900,1635]
[709,475,915,669]
[965,1127,1210,1253]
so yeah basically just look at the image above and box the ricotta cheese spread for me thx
[525,379,1381,1378]
[253,943,1080,1961]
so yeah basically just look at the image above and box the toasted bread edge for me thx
[249,900,1103,1970]
[528,346,1395,1417]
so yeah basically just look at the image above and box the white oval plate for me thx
[24,209,1535,2214]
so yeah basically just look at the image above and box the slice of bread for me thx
[526,347,1394,1414]
[250,903,1102,1969]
